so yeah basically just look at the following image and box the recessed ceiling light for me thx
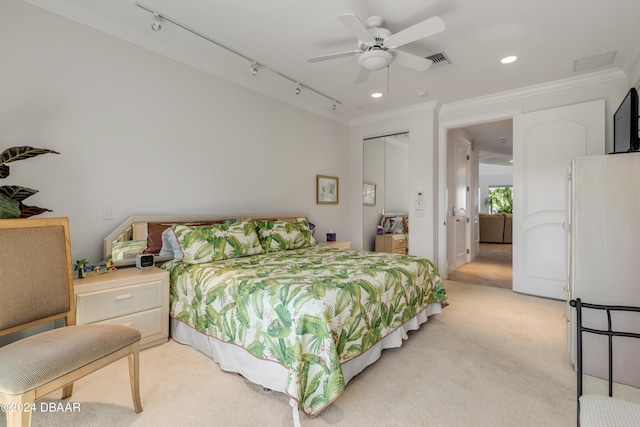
[500,55,518,64]
[371,92,383,98]
[417,90,428,97]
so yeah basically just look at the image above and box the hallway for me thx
[447,243,512,289]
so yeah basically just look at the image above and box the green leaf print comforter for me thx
[164,247,447,417]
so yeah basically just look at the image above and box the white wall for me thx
[1,1,349,262]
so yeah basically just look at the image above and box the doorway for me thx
[446,119,514,289]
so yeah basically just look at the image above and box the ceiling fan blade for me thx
[393,50,433,72]
[338,14,375,43]
[353,68,371,84]
[307,50,362,63]
[384,16,445,48]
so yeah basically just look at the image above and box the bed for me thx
[103,214,447,424]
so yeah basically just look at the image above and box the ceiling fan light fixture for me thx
[358,50,393,71]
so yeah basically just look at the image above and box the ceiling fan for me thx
[307,14,445,83]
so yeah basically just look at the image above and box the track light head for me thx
[294,84,302,95]
[151,13,162,31]
[249,62,260,76]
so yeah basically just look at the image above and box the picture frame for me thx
[363,181,376,206]
[316,175,339,204]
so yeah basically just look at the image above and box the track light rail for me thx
[135,2,341,109]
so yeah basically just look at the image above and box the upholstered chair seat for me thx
[0,325,140,395]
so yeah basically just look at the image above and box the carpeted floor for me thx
[4,279,640,426]
[448,243,512,289]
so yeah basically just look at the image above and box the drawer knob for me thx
[115,293,133,300]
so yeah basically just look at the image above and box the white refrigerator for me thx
[566,152,640,387]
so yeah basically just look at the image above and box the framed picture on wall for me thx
[317,175,339,204]
[363,181,376,206]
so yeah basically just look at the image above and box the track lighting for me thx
[135,2,341,109]
[249,62,260,76]
[151,13,162,31]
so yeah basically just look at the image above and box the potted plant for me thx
[0,146,59,218]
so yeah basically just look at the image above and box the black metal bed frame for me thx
[570,298,640,425]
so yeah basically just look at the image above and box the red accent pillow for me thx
[142,223,171,254]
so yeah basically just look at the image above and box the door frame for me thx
[453,133,471,269]
[436,108,522,279]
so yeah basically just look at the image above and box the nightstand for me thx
[375,234,408,254]
[319,241,351,250]
[73,267,169,349]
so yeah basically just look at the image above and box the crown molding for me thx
[348,101,440,127]
[440,68,627,115]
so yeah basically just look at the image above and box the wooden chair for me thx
[0,218,143,427]
[570,298,640,427]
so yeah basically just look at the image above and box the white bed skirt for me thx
[170,302,442,423]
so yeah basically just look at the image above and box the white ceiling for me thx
[23,0,640,140]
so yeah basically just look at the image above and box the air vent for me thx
[426,52,451,65]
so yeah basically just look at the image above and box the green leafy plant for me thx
[0,146,60,218]
[484,186,513,214]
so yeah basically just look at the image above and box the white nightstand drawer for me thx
[76,279,164,324]
[94,307,165,339]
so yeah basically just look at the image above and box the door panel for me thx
[454,134,470,268]
[524,123,586,216]
[513,100,604,299]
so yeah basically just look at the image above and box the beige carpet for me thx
[4,281,640,427]
[448,243,512,289]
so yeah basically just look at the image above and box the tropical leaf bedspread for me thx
[164,247,447,417]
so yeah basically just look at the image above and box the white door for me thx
[454,134,471,268]
[512,100,604,298]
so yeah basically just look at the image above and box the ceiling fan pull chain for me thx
[387,66,390,94]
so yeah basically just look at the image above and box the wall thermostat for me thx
[136,254,155,269]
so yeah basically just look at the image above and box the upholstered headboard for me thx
[103,214,309,267]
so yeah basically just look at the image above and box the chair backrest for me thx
[570,298,640,398]
[0,217,75,336]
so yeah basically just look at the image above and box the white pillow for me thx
[159,227,183,260]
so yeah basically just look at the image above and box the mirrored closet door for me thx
[362,133,409,251]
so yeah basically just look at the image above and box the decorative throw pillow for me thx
[173,220,263,264]
[143,220,227,254]
[254,219,317,252]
